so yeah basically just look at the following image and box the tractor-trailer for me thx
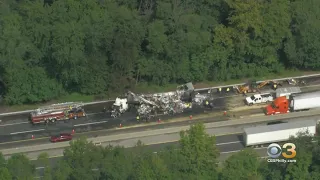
[290,91,320,111]
[265,91,320,115]
[244,120,316,146]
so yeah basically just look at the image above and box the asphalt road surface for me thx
[1,76,320,143]
[32,133,270,177]
[2,74,320,123]
[5,110,318,159]
[0,99,236,143]
[0,108,265,147]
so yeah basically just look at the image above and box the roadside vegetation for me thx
[1,0,320,107]
[0,123,319,180]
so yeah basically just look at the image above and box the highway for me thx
[0,75,320,145]
[2,74,318,178]
[2,106,320,152]
[31,133,269,178]
[3,109,319,161]
[1,83,320,143]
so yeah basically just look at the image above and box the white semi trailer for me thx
[244,120,316,146]
[290,91,320,111]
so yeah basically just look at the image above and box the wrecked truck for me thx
[111,98,129,118]
[110,82,212,119]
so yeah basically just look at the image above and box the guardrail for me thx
[1,73,320,117]
[195,73,320,91]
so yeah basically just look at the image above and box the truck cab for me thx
[265,96,289,115]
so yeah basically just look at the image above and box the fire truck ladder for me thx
[38,102,84,112]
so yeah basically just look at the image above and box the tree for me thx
[0,153,11,180]
[220,148,262,180]
[37,152,52,180]
[0,167,12,180]
[63,137,103,180]
[258,160,284,180]
[283,131,314,180]
[172,123,219,179]
[0,0,320,105]
[4,66,63,104]
[99,146,134,180]
[132,152,171,180]
[0,153,6,168]
[52,160,72,180]
[6,154,35,180]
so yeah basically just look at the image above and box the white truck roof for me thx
[113,98,127,106]
[244,120,316,135]
[276,87,301,95]
[292,91,320,100]
[244,120,316,146]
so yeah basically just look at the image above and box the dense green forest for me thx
[0,123,319,180]
[1,0,320,104]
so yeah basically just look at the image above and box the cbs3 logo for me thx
[267,143,296,158]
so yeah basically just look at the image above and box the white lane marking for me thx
[220,147,267,154]
[1,84,320,127]
[74,121,108,127]
[10,129,45,135]
[87,112,104,116]
[216,141,242,146]
[0,122,28,127]
[220,150,240,154]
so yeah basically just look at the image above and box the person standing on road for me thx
[136,115,140,122]
[273,84,277,90]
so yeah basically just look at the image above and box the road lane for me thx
[1,79,319,124]
[4,107,319,158]
[1,108,319,149]
[30,135,269,171]
[33,147,269,178]
[0,104,233,141]
[29,133,243,162]
[1,82,320,143]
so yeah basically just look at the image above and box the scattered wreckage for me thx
[110,82,209,119]
[110,78,306,119]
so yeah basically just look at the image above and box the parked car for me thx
[50,133,72,143]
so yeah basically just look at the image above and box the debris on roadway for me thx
[109,77,311,119]
[110,82,211,119]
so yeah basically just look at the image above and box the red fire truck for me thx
[29,102,86,124]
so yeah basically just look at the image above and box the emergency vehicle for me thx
[29,102,86,124]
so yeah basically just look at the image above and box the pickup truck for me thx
[246,93,273,106]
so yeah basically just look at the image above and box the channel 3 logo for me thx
[267,143,296,159]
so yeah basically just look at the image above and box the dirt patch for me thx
[193,83,213,89]
[300,71,320,75]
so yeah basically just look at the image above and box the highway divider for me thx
[1,73,320,117]
[2,109,320,156]
[195,73,320,91]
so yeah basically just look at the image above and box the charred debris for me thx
[110,82,211,119]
